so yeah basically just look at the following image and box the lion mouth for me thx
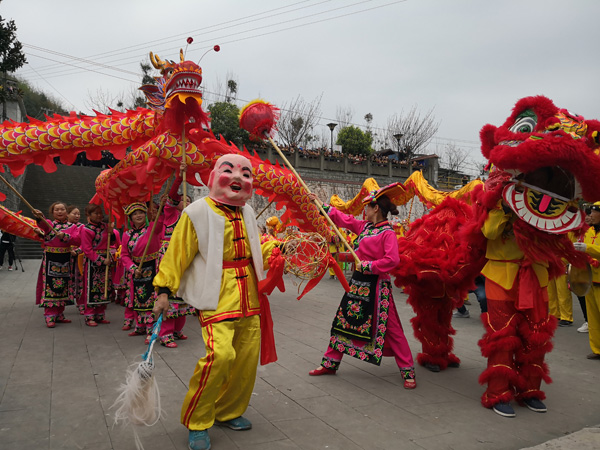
[506,166,581,201]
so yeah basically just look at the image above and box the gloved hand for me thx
[573,242,587,252]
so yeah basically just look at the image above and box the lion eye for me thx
[510,116,537,134]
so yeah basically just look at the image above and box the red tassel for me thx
[258,292,277,365]
[328,254,350,293]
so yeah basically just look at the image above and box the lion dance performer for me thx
[153,154,280,450]
[468,96,600,418]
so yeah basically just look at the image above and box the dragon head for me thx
[140,49,210,132]
[480,95,600,233]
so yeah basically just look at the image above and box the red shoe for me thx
[85,318,98,327]
[161,340,178,348]
[128,330,144,336]
[309,366,336,376]
[56,316,72,323]
[144,336,151,345]
[403,379,417,389]
[174,332,188,340]
[96,319,111,324]
[45,317,56,328]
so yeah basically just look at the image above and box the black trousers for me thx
[0,242,15,266]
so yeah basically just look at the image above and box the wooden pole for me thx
[137,175,174,271]
[256,199,274,220]
[181,123,188,208]
[103,209,112,300]
[266,137,361,266]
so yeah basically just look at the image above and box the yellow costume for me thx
[580,226,600,355]
[154,198,277,431]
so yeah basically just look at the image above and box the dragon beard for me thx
[161,94,209,134]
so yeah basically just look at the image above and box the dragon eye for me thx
[510,116,537,134]
[163,68,174,77]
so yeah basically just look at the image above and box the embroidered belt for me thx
[223,258,252,269]
[133,251,160,264]
[44,246,72,253]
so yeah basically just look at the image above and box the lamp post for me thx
[327,122,337,151]
[393,133,403,159]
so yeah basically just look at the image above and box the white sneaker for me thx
[7,266,13,271]
[453,310,470,318]
[577,322,588,333]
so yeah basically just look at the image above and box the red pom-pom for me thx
[239,100,280,141]
[187,37,194,44]
[213,45,220,52]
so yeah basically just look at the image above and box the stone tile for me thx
[272,417,362,450]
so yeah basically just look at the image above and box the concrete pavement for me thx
[1,259,599,450]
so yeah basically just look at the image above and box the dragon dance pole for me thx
[181,123,188,208]
[104,209,112,300]
[137,174,174,273]
[266,136,361,267]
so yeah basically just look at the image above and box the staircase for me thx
[15,165,103,259]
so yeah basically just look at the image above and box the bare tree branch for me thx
[439,142,469,172]
[386,105,439,158]
[335,105,354,129]
[277,94,322,148]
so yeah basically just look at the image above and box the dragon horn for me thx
[149,52,165,71]
[180,49,185,63]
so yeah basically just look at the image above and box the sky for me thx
[3,0,600,176]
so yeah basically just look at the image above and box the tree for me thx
[277,94,322,148]
[131,62,156,109]
[336,125,372,156]
[440,142,469,172]
[1,4,27,121]
[335,105,354,129]
[225,79,237,104]
[208,101,249,145]
[17,78,67,120]
[386,105,439,160]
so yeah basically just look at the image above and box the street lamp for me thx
[393,133,403,158]
[327,123,337,151]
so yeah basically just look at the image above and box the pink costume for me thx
[318,206,415,379]
[121,215,165,335]
[157,179,196,346]
[35,219,80,325]
[68,222,85,314]
[80,222,121,323]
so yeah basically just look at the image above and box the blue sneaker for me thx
[215,416,252,430]
[188,430,210,450]
[523,398,547,413]
[492,402,516,418]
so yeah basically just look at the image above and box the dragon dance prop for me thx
[0,204,42,242]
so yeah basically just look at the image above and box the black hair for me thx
[373,194,399,218]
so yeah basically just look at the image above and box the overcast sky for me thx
[3,0,599,176]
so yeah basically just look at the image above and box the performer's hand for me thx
[573,242,587,252]
[32,209,45,220]
[134,267,142,278]
[103,256,111,266]
[308,193,322,207]
[153,293,170,316]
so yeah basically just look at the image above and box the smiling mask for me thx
[208,154,254,206]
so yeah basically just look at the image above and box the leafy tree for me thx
[1,3,27,120]
[336,125,373,156]
[208,101,249,145]
[17,78,67,120]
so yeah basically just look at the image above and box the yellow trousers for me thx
[548,274,573,322]
[585,285,600,355]
[181,315,260,431]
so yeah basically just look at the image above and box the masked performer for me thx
[153,154,279,450]
[34,202,80,328]
[80,204,120,326]
[307,185,417,390]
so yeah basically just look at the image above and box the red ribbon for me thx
[257,247,286,365]
[297,254,350,300]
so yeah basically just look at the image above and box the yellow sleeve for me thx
[481,208,510,240]
[260,239,279,270]
[153,213,199,294]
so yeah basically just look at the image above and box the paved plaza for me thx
[1,260,599,450]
